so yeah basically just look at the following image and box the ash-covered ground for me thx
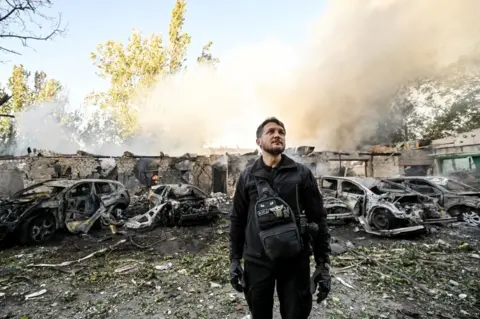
[0,214,479,319]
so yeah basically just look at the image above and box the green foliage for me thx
[371,68,480,145]
[197,41,220,67]
[422,92,480,140]
[0,64,63,143]
[168,0,191,74]
[85,0,219,140]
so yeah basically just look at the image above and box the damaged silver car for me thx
[0,179,130,244]
[317,176,457,236]
[124,183,221,229]
[386,176,480,227]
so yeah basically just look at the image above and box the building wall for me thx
[0,155,222,199]
[371,155,401,177]
[0,151,403,198]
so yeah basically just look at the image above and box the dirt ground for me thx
[0,217,479,319]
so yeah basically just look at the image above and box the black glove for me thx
[229,259,244,292]
[310,263,331,303]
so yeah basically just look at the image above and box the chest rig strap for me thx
[254,177,276,199]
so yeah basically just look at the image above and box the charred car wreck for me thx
[0,179,130,244]
[1,179,224,245]
[125,183,221,229]
[386,176,480,227]
[318,176,457,236]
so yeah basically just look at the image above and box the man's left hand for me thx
[310,263,331,303]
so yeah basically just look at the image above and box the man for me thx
[229,117,332,319]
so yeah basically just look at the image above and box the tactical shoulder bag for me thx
[253,177,303,261]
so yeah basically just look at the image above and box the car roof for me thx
[40,179,123,188]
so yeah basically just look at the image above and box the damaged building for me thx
[0,147,410,243]
[0,147,403,199]
[1,144,478,245]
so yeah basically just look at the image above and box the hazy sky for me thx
[0,0,326,109]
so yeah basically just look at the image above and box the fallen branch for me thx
[418,259,454,267]
[27,239,127,268]
[333,275,355,289]
[334,260,365,273]
[352,250,435,296]
[13,275,36,286]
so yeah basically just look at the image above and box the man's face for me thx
[256,122,286,155]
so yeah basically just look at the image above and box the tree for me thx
[85,0,218,139]
[0,0,66,57]
[367,57,480,146]
[0,64,63,144]
[85,31,169,137]
[421,89,480,140]
[7,64,30,112]
[168,0,191,74]
[197,41,220,67]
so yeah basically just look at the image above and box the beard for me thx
[262,144,285,156]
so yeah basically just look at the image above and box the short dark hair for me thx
[256,117,286,138]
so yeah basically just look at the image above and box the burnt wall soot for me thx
[0,154,232,198]
[0,151,401,199]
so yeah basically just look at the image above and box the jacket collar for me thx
[250,154,297,178]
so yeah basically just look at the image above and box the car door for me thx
[64,182,96,219]
[319,178,339,197]
[93,181,118,207]
[339,180,366,216]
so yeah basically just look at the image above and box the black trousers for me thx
[243,257,313,319]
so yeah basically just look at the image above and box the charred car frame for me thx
[125,183,221,229]
[318,176,457,236]
[0,179,130,244]
[386,176,480,227]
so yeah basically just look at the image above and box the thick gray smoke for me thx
[12,0,480,156]
[13,101,83,154]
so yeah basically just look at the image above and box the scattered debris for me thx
[351,249,435,296]
[0,221,478,318]
[25,289,47,300]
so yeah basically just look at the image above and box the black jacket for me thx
[229,154,331,266]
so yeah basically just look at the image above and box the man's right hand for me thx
[229,259,244,292]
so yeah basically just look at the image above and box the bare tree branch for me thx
[0,45,21,55]
[0,0,67,56]
[0,94,12,107]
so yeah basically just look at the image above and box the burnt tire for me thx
[20,213,56,245]
[371,209,397,230]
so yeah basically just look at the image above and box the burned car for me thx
[125,183,221,229]
[317,176,457,236]
[0,179,130,244]
[386,176,480,227]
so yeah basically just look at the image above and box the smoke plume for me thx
[13,0,480,156]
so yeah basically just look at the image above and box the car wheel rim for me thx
[31,218,55,242]
[372,212,389,230]
[463,211,480,227]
